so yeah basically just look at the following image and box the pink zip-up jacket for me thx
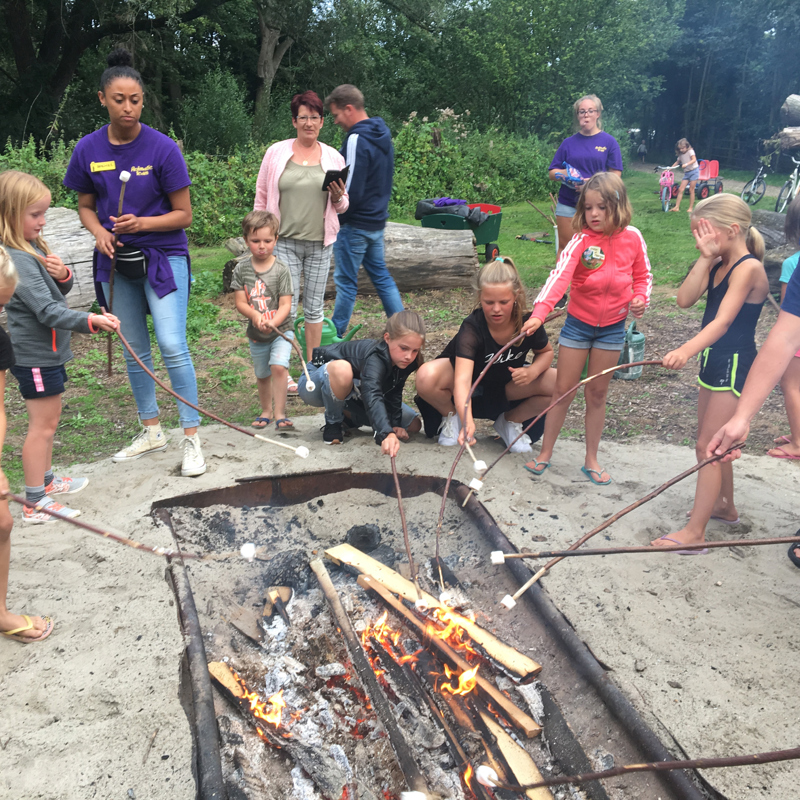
[533,226,652,327]
[253,139,349,247]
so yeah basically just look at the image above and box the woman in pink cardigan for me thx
[254,90,348,364]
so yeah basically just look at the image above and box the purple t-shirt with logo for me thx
[549,131,623,208]
[64,124,191,297]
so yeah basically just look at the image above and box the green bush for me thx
[0,137,77,208]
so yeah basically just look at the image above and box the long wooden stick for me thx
[111,326,308,457]
[271,327,314,388]
[4,492,200,558]
[483,744,800,792]
[356,573,541,738]
[501,443,744,606]
[310,560,429,795]
[390,455,421,599]
[525,198,556,227]
[500,533,800,560]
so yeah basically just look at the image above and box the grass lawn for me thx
[719,168,790,189]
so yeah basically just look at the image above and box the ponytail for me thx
[746,227,765,261]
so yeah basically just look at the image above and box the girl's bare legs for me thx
[653,388,739,547]
[415,358,457,416]
[687,179,697,212]
[768,356,800,457]
[555,215,574,263]
[583,347,623,482]
[526,346,587,471]
[22,395,62,489]
[505,367,558,422]
[671,179,689,211]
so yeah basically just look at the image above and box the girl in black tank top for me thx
[655,195,768,553]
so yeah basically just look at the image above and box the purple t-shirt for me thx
[549,131,623,208]
[63,124,191,298]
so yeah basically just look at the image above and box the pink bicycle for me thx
[656,166,675,211]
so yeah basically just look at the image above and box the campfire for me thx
[160,478,563,800]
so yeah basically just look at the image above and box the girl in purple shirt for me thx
[64,48,206,478]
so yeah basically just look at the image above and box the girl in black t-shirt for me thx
[415,258,556,453]
[0,246,54,643]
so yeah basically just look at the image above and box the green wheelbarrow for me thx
[420,202,503,262]
[294,316,362,352]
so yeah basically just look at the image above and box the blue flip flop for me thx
[581,465,612,485]
[251,417,272,429]
[523,459,550,477]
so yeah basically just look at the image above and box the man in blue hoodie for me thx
[325,85,404,337]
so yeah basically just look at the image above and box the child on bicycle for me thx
[670,138,699,213]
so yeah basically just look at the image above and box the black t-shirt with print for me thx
[439,309,548,385]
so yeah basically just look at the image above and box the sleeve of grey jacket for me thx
[12,251,91,333]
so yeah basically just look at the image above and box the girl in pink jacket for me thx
[521,172,652,484]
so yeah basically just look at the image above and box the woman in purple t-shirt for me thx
[64,48,206,478]
[549,95,623,264]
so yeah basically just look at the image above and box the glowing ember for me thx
[440,663,479,696]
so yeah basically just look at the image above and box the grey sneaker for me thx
[112,424,169,462]
[45,475,89,496]
[181,433,206,477]
[22,497,81,525]
[493,413,532,453]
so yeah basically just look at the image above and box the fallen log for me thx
[325,543,541,679]
[781,95,800,127]
[357,573,541,738]
[223,221,479,296]
[209,660,380,800]
[310,559,430,796]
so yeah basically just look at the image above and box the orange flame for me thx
[463,763,474,790]
[440,663,479,696]
[233,671,293,739]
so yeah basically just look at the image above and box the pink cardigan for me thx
[253,139,349,247]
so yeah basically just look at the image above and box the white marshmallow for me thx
[119,170,131,182]
[240,542,256,562]
[305,381,316,393]
[500,594,517,609]
[439,591,452,606]
[490,550,506,565]
[476,765,499,787]
[400,793,427,800]
[414,598,429,613]
[473,459,487,472]
[295,446,309,459]
[468,477,483,492]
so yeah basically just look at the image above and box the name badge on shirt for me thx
[581,246,605,269]
[90,160,116,172]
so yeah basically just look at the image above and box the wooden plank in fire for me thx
[208,661,381,800]
[357,573,542,739]
[325,543,541,680]
[480,712,554,800]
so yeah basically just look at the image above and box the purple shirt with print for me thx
[64,124,191,299]
[549,131,623,208]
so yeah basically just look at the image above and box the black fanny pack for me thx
[114,244,148,280]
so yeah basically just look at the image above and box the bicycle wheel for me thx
[741,178,766,205]
[661,185,671,212]
[776,180,793,213]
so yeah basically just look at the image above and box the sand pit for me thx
[1,416,797,799]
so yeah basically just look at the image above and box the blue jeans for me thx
[332,225,404,336]
[103,256,200,428]
[297,363,350,424]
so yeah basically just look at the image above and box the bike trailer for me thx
[672,159,723,199]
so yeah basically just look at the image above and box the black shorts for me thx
[11,364,68,399]
[697,347,755,397]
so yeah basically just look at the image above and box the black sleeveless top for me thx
[700,255,764,353]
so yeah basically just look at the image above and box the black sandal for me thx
[789,538,800,569]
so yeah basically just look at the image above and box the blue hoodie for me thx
[339,117,394,231]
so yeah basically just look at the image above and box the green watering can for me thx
[614,320,646,380]
[294,316,362,351]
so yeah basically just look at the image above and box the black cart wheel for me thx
[699,184,710,199]
[485,243,500,262]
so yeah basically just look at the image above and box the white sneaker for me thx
[112,424,169,462]
[493,413,532,453]
[437,412,461,446]
[181,433,207,477]
[22,497,81,525]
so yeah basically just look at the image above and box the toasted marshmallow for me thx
[305,380,316,392]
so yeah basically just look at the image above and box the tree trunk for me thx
[253,4,293,128]
[778,127,800,152]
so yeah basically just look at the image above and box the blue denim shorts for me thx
[683,167,700,182]
[249,333,293,380]
[558,313,625,351]
[555,202,577,218]
[11,364,68,399]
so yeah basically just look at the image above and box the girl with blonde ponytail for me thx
[656,193,769,553]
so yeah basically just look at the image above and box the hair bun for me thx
[107,47,134,69]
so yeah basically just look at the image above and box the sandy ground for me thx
[1,415,798,800]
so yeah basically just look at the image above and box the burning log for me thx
[325,543,541,680]
[209,661,380,800]
[357,574,541,738]
[310,559,430,797]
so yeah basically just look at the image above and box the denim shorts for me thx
[11,364,68,399]
[249,333,293,380]
[558,313,625,351]
[555,202,577,218]
[683,167,700,182]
